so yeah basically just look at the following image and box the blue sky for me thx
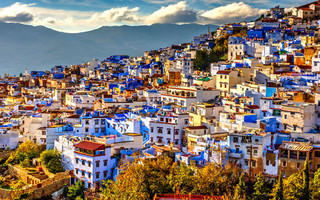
[0,0,313,32]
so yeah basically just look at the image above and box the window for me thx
[175,129,179,135]
[233,137,239,143]
[85,120,89,125]
[76,169,79,174]
[88,183,91,188]
[297,163,300,168]
[88,173,91,178]
[293,125,297,131]
[82,170,85,176]
[95,120,99,125]
[104,160,107,166]
[252,160,256,167]
[101,120,105,125]
[151,127,154,133]
[85,128,89,132]
[236,148,240,153]
[284,124,287,130]
[253,149,258,155]
[82,160,85,165]
[167,129,171,135]
[151,137,153,142]
[76,158,79,164]
[104,171,107,178]
[315,151,320,158]
[245,160,248,166]
[266,160,270,166]
[96,161,100,167]
[284,115,287,119]
[282,161,287,167]
[158,128,163,134]
[185,119,188,125]
[247,148,251,155]
[96,173,100,179]
[95,128,99,133]
[88,161,91,167]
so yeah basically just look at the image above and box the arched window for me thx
[158,128,163,133]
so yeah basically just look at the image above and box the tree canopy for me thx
[101,156,241,200]
[40,149,64,174]
[5,140,44,166]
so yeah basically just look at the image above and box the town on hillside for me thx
[1,2,320,200]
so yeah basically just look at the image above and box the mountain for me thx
[0,23,218,75]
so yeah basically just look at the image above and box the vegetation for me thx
[5,141,44,167]
[194,49,210,71]
[101,156,241,200]
[272,172,284,200]
[68,180,85,200]
[235,173,246,199]
[252,173,269,200]
[99,156,320,200]
[40,149,64,174]
[194,28,247,72]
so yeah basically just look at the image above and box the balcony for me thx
[229,152,243,158]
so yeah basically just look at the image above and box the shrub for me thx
[40,150,64,174]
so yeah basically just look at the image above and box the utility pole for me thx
[248,144,253,183]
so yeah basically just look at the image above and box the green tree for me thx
[19,158,30,168]
[40,149,64,174]
[167,162,195,194]
[5,141,42,165]
[272,172,284,200]
[252,173,268,200]
[302,159,310,200]
[311,168,320,199]
[68,180,85,200]
[101,156,241,200]
[235,173,246,199]
[101,156,174,200]
[194,49,210,71]
[192,163,240,196]
[283,172,303,200]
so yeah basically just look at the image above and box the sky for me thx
[0,0,313,33]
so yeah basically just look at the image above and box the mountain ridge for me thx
[0,23,218,75]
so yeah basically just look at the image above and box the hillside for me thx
[0,23,218,75]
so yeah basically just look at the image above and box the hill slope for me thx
[0,23,217,75]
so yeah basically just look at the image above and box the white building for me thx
[73,140,117,189]
[149,107,189,146]
[0,129,19,150]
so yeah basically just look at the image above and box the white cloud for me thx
[200,2,267,25]
[0,2,35,23]
[146,1,197,24]
[0,1,270,32]
[89,7,141,24]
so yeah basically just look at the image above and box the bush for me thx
[5,141,42,166]
[19,158,30,168]
[40,150,64,174]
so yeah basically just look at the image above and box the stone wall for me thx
[8,165,42,185]
[0,168,72,200]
